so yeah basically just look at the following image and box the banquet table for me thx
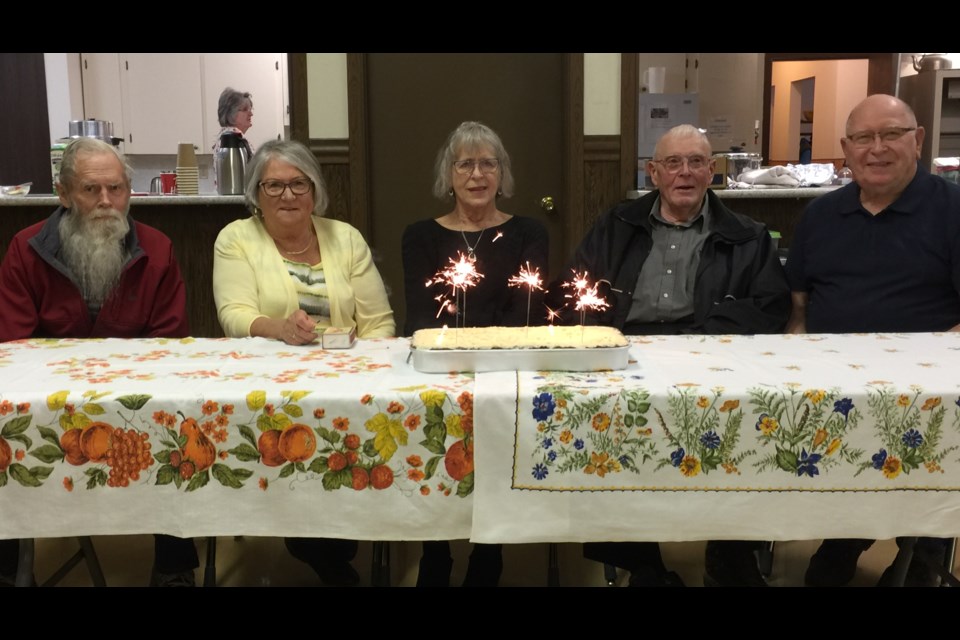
[1,333,960,549]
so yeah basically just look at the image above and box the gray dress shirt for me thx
[626,195,711,324]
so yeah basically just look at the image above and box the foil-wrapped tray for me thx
[409,345,630,373]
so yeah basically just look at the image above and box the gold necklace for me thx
[277,235,314,256]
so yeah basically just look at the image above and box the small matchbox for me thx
[321,326,357,349]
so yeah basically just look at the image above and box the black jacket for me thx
[547,190,790,335]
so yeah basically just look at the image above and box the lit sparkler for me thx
[507,261,543,326]
[425,252,485,327]
[560,270,610,327]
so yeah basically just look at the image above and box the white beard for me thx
[59,208,131,307]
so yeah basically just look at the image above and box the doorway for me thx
[366,54,566,334]
[762,53,896,164]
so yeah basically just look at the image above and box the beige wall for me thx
[306,53,349,139]
[584,53,620,135]
[770,59,868,162]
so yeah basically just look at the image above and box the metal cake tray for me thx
[409,345,630,373]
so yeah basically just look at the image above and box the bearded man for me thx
[0,138,196,586]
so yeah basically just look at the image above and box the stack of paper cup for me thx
[175,143,199,195]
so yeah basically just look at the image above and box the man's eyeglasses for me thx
[259,178,313,197]
[845,127,916,148]
[652,155,710,173]
[454,158,500,175]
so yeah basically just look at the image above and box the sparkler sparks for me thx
[508,262,543,327]
[559,270,610,325]
[424,252,485,326]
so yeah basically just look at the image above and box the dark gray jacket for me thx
[547,190,790,335]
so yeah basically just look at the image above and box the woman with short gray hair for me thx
[212,88,254,183]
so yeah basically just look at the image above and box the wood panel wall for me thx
[0,53,53,194]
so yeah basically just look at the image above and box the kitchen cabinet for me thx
[901,69,960,170]
[80,54,124,132]
[80,53,285,156]
[121,54,204,154]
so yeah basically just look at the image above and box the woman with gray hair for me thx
[213,139,394,585]
[214,139,394,344]
[401,121,548,586]
[212,87,254,175]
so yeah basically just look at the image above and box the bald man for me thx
[787,94,960,586]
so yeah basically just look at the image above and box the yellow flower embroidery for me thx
[696,396,709,409]
[825,439,841,456]
[679,455,701,477]
[591,412,611,433]
[719,399,740,413]
[758,415,779,435]
[921,397,942,411]
[559,429,573,444]
[897,394,911,408]
[812,428,828,448]
[804,389,826,405]
[882,456,902,479]
[584,452,621,477]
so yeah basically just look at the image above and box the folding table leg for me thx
[15,539,35,587]
[547,543,560,587]
[203,537,217,587]
[77,537,106,587]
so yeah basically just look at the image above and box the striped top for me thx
[284,259,331,329]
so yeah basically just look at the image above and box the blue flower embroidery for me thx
[956,397,960,409]
[542,438,553,449]
[699,430,721,450]
[872,448,888,470]
[532,463,549,480]
[901,429,923,449]
[547,450,557,462]
[670,447,686,467]
[619,455,629,465]
[532,392,556,421]
[797,448,822,477]
[833,398,854,419]
[574,439,585,450]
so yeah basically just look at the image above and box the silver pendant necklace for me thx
[460,227,485,261]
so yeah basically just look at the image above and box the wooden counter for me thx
[626,187,839,248]
[0,195,249,338]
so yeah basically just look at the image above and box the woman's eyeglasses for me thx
[259,178,313,197]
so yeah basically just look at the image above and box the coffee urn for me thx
[216,132,246,195]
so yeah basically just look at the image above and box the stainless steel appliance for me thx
[216,132,246,195]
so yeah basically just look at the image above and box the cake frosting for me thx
[411,325,627,350]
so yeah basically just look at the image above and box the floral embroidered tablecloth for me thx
[471,333,960,543]
[0,337,476,541]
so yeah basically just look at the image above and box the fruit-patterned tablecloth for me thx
[471,333,960,543]
[0,337,476,541]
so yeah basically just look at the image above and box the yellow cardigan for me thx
[213,216,395,339]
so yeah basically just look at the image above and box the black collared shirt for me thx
[786,168,960,333]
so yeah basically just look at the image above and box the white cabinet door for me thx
[81,53,124,137]
[201,53,283,154]
[121,53,203,155]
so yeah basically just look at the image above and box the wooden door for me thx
[366,53,564,334]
